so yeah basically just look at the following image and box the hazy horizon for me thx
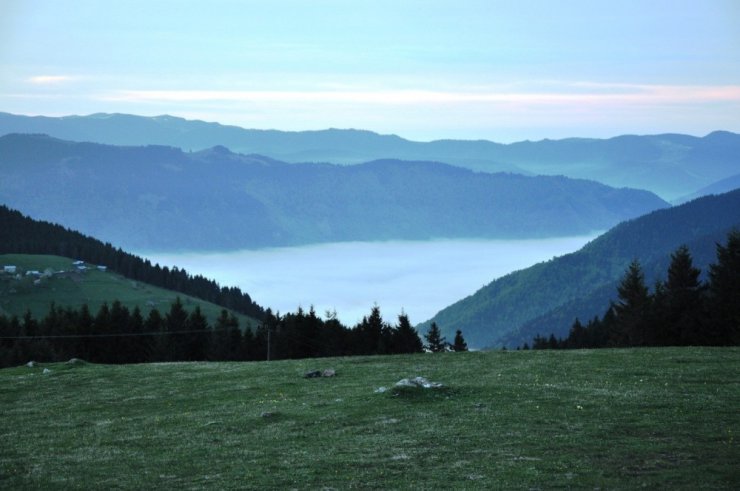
[2,1,739,142]
[2,110,736,145]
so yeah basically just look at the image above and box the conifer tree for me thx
[210,309,234,361]
[164,298,189,360]
[92,303,112,362]
[532,334,547,349]
[299,306,322,358]
[108,301,132,363]
[144,308,164,362]
[612,260,651,346]
[76,303,94,360]
[354,305,388,355]
[184,306,209,361]
[565,318,586,349]
[320,310,349,357]
[664,245,705,345]
[0,314,14,367]
[452,329,468,352]
[708,230,740,345]
[19,310,46,362]
[393,313,424,354]
[128,306,149,363]
[424,322,447,352]
[225,313,243,360]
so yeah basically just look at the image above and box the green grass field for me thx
[0,254,256,327]
[1,348,738,489]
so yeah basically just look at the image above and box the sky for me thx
[1,0,739,142]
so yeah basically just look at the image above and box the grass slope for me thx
[1,348,738,489]
[0,254,256,326]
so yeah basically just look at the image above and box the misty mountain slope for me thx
[420,189,740,349]
[674,173,740,204]
[2,112,739,199]
[0,133,667,251]
[501,229,733,348]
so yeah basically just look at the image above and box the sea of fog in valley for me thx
[143,235,600,326]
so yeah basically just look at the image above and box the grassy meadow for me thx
[0,254,256,326]
[1,348,738,489]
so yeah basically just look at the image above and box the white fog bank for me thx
[143,235,599,326]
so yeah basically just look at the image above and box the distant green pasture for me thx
[0,254,256,327]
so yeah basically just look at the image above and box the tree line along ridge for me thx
[527,230,740,350]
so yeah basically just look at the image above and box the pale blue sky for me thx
[1,0,739,141]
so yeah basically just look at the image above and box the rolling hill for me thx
[0,204,265,322]
[0,133,668,251]
[2,111,739,199]
[421,189,740,348]
[0,253,256,326]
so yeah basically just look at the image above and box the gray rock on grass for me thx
[304,368,336,378]
[394,376,443,389]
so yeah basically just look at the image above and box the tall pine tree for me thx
[612,260,651,347]
[708,230,740,345]
[663,245,705,345]
[424,322,447,352]
[452,330,468,352]
[393,313,424,354]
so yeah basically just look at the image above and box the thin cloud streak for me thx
[102,84,740,107]
[28,75,77,85]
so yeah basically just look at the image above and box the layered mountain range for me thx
[1,112,738,350]
[0,133,667,251]
[2,112,739,200]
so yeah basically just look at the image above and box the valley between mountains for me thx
[1,113,738,349]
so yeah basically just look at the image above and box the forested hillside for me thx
[0,133,667,251]
[2,112,738,199]
[0,205,439,367]
[422,189,740,348]
[528,230,740,349]
[0,205,264,320]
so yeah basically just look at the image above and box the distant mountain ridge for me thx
[420,189,740,349]
[674,173,740,204]
[1,112,739,199]
[0,133,668,252]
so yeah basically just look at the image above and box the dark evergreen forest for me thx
[0,302,430,367]
[527,230,740,350]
